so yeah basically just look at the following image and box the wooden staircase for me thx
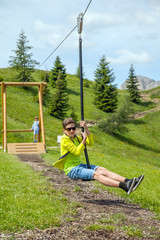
[7,142,45,154]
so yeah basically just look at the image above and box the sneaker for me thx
[133,174,144,191]
[33,140,36,143]
[125,177,136,195]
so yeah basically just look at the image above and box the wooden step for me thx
[7,142,45,154]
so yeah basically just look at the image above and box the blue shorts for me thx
[34,128,39,135]
[67,163,99,181]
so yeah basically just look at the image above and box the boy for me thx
[53,118,144,195]
[31,116,39,143]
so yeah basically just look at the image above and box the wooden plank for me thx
[6,130,33,132]
[7,143,45,154]
[1,82,4,148]
[0,82,47,87]
[3,85,7,152]
[38,85,41,142]
[39,83,46,151]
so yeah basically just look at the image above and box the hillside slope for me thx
[0,68,160,238]
[0,68,106,146]
[0,68,160,147]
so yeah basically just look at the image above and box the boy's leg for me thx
[93,171,136,194]
[35,134,38,142]
[95,167,125,182]
[93,173,120,187]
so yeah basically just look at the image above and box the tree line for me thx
[8,30,141,130]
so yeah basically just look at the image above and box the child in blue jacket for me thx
[31,117,39,142]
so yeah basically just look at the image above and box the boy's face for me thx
[35,118,38,121]
[63,123,76,138]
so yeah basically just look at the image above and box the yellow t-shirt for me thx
[53,133,94,175]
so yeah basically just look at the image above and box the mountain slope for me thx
[120,75,160,90]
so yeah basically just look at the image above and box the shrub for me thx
[99,98,132,134]
[0,75,4,82]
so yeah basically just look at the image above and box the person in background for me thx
[31,117,39,143]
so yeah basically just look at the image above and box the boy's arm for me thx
[80,121,94,146]
[62,138,85,156]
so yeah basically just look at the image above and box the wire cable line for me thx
[25,0,92,81]
[83,0,92,16]
[38,0,92,69]
[38,25,77,69]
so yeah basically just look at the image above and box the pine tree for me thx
[76,65,85,78]
[41,71,50,83]
[9,30,39,82]
[50,56,67,88]
[94,55,118,112]
[126,64,141,103]
[48,75,69,119]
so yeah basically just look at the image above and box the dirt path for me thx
[3,154,159,240]
[131,91,160,119]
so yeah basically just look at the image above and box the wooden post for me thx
[3,84,7,152]
[38,83,46,150]
[38,86,41,142]
[1,82,4,148]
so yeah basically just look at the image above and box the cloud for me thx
[34,20,80,50]
[108,49,152,64]
[69,11,127,33]
[150,0,160,17]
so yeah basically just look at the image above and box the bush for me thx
[0,75,4,82]
[83,78,90,88]
[70,106,78,125]
[99,98,133,134]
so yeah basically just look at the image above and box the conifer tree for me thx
[9,30,39,82]
[94,55,118,112]
[126,64,141,103]
[42,81,50,107]
[50,56,67,88]
[48,75,68,119]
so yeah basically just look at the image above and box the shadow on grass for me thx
[137,101,155,108]
[66,88,80,96]
[129,119,145,125]
[113,133,160,154]
[82,199,140,210]
[22,86,38,96]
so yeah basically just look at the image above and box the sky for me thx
[0,0,160,88]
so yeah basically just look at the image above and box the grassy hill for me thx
[0,68,108,145]
[0,68,157,145]
[0,68,160,233]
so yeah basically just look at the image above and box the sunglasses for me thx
[66,127,76,131]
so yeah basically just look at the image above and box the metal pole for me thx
[79,36,84,123]
[78,13,91,169]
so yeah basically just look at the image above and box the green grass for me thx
[99,213,127,224]
[0,151,71,232]
[121,225,143,237]
[0,67,160,233]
